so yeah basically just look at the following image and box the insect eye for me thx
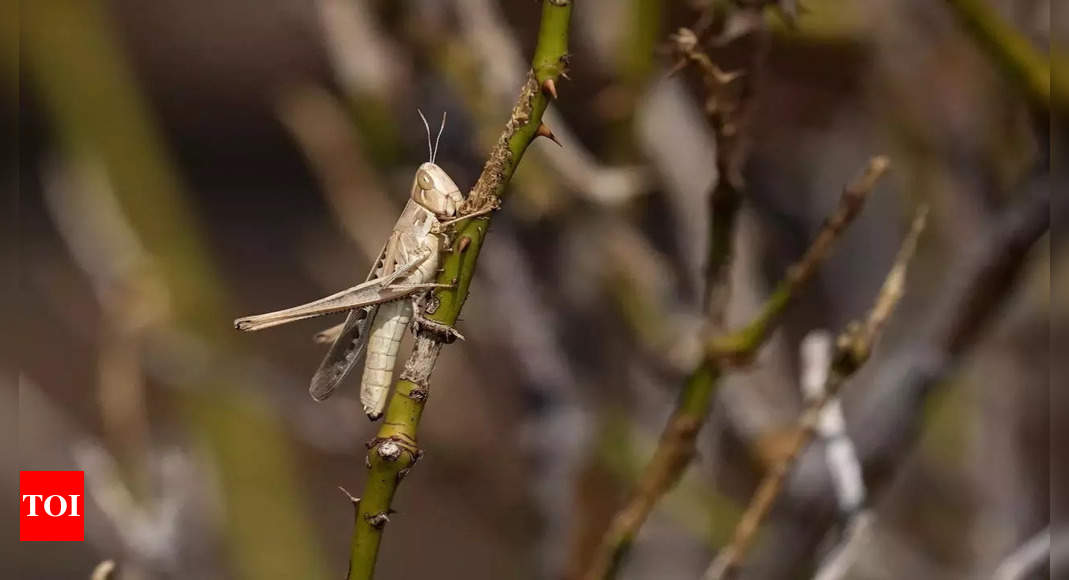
[417,172,434,190]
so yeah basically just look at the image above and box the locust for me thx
[234,112,469,420]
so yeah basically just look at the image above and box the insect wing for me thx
[309,305,378,401]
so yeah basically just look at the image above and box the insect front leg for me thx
[409,291,465,343]
[436,201,499,229]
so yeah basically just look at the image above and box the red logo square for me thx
[20,471,85,541]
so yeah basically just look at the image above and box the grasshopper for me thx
[235,112,468,419]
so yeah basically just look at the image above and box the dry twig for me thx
[668,25,766,318]
[580,157,890,580]
[576,23,774,576]
[705,207,927,580]
[750,167,1054,580]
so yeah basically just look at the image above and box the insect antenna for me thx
[417,109,433,163]
[432,112,447,164]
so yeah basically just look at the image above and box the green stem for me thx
[943,0,1065,113]
[582,157,887,580]
[706,207,926,580]
[707,157,890,361]
[345,2,573,579]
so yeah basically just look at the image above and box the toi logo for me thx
[20,471,84,541]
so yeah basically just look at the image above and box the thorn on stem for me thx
[541,78,558,100]
[338,486,361,505]
[536,123,563,147]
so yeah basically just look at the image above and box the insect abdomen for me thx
[360,300,412,419]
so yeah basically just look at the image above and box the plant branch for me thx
[704,207,927,580]
[344,2,573,579]
[580,157,889,580]
[943,0,1067,113]
[706,157,891,362]
[669,25,765,320]
[747,168,1054,580]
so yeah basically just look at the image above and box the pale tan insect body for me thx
[357,182,453,417]
[234,118,464,421]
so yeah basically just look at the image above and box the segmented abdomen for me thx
[359,221,441,419]
[359,299,412,418]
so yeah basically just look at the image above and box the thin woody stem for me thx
[749,162,1054,580]
[669,26,763,321]
[577,23,762,580]
[581,157,890,580]
[345,2,573,579]
[705,207,927,580]
[706,157,891,361]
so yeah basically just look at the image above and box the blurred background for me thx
[8,0,1062,578]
